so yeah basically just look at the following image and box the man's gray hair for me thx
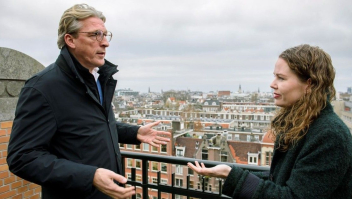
[57,4,106,49]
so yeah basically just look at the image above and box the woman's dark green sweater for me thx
[222,103,352,198]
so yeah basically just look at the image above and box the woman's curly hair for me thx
[271,44,336,151]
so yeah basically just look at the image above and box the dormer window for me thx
[175,146,185,157]
[248,153,259,165]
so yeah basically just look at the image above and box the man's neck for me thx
[67,48,95,73]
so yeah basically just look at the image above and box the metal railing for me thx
[121,151,269,199]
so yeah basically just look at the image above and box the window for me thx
[161,144,167,153]
[161,163,167,173]
[143,143,149,151]
[235,134,239,141]
[152,146,158,152]
[119,143,124,148]
[254,135,259,141]
[152,177,158,184]
[127,173,131,180]
[135,144,141,150]
[189,181,194,188]
[152,162,158,171]
[209,185,212,191]
[127,158,132,168]
[197,183,201,189]
[136,193,142,199]
[175,178,183,187]
[202,149,208,160]
[248,153,258,165]
[247,135,251,142]
[176,149,183,156]
[126,144,133,149]
[227,134,232,140]
[161,179,168,184]
[136,159,141,169]
[220,151,228,162]
[136,175,142,182]
[176,165,183,175]
[266,151,273,166]
[175,146,185,157]
[188,167,194,175]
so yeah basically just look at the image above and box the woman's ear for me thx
[305,78,312,94]
[64,34,76,49]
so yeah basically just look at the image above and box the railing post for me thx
[186,175,190,199]
[172,173,175,199]
[218,179,222,196]
[157,171,161,199]
[121,156,125,177]
[131,168,136,199]
[142,159,148,199]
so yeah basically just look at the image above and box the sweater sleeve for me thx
[7,87,97,195]
[222,166,263,198]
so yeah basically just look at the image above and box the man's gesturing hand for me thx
[93,168,135,199]
[137,121,171,147]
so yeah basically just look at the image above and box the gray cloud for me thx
[1,0,351,93]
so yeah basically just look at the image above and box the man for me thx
[7,4,170,199]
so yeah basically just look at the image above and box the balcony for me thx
[121,151,269,199]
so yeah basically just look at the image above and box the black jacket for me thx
[7,46,140,199]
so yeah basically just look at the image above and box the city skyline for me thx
[1,0,351,93]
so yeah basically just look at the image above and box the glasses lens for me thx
[106,32,112,42]
[96,31,104,41]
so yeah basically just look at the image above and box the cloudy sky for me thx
[1,0,351,93]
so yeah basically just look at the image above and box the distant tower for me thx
[238,84,242,93]
[148,87,150,93]
[258,87,260,93]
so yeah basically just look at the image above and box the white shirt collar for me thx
[91,67,100,82]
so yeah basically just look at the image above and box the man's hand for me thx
[93,168,135,199]
[137,121,171,147]
[187,161,232,178]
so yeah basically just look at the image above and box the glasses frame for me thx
[77,30,112,42]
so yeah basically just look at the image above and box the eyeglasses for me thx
[77,30,112,42]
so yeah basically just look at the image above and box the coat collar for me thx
[56,46,119,83]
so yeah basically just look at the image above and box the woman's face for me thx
[270,58,309,108]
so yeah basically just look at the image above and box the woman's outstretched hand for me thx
[187,161,232,179]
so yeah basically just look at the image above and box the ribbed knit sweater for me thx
[222,103,352,199]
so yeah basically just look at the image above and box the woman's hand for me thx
[187,161,232,178]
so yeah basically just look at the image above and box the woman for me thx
[188,44,352,198]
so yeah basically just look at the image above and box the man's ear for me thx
[64,34,76,49]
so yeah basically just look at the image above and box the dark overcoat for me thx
[7,46,140,198]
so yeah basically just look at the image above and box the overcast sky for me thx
[1,0,351,93]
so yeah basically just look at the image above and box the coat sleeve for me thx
[222,126,352,199]
[7,87,97,195]
[115,121,141,144]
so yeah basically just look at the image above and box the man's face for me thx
[70,17,109,70]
